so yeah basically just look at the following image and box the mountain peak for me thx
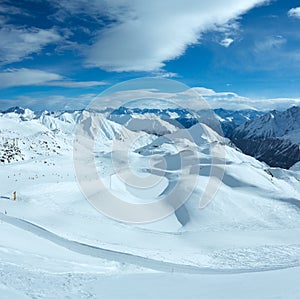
[231,105,300,168]
[3,106,26,114]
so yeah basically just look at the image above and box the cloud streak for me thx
[0,68,62,88]
[45,81,107,88]
[1,85,299,112]
[254,35,286,52]
[288,7,300,19]
[192,87,300,111]
[0,68,107,88]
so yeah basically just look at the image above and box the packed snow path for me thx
[1,211,300,275]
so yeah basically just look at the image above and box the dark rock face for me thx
[232,138,300,169]
[231,106,300,169]
[3,106,25,114]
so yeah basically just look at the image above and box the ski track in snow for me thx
[1,211,300,275]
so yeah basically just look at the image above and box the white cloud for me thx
[220,38,235,47]
[192,87,217,96]
[0,26,62,65]
[0,68,107,88]
[249,97,300,111]
[0,68,63,88]
[152,71,179,78]
[55,0,268,72]
[192,87,300,111]
[288,7,300,19]
[45,81,107,88]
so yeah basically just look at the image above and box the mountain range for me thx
[1,105,299,170]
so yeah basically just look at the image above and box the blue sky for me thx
[0,0,300,111]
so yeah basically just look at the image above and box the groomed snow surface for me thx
[0,109,300,298]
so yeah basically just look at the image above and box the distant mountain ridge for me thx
[232,106,300,140]
[3,105,299,169]
[214,108,265,137]
[2,106,262,132]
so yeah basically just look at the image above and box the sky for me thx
[0,0,300,111]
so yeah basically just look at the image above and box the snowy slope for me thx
[0,117,71,164]
[291,161,300,171]
[1,107,300,298]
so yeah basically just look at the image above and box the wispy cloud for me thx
[213,20,240,47]
[0,4,26,15]
[0,93,98,111]
[45,81,107,88]
[1,85,299,112]
[192,87,300,111]
[0,26,62,65]
[0,68,63,88]
[0,68,107,89]
[288,7,300,19]
[152,71,179,79]
[254,35,286,52]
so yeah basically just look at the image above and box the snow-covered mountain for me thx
[1,105,263,137]
[1,106,36,121]
[231,106,300,169]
